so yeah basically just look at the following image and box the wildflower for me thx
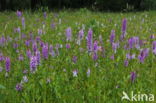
[93,41,98,60]
[16,83,23,91]
[23,69,28,74]
[42,43,49,59]
[0,36,6,46]
[66,27,72,41]
[87,68,91,77]
[72,56,77,63]
[99,35,105,57]
[13,43,18,49]
[130,72,137,83]
[99,35,103,44]
[77,29,84,45]
[32,41,37,53]
[120,18,127,40]
[110,54,114,60]
[73,69,78,77]
[22,17,25,29]
[78,29,84,40]
[63,68,66,72]
[16,50,19,53]
[29,32,33,40]
[134,37,140,49]
[21,33,26,39]
[18,54,24,61]
[150,34,155,39]
[46,78,51,84]
[66,44,70,49]
[128,37,140,49]
[87,29,93,52]
[79,47,84,52]
[112,42,119,53]
[38,29,43,35]
[43,12,47,19]
[138,48,149,63]
[0,54,4,61]
[124,60,129,67]
[25,40,30,47]
[35,50,40,65]
[7,36,12,42]
[98,46,102,52]
[59,19,61,24]
[40,41,44,48]
[5,72,9,78]
[22,76,28,83]
[15,27,21,34]
[82,24,85,30]
[95,62,98,67]
[116,85,120,89]
[122,18,127,33]
[60,44,63,48]
[55,44,60,56]
[152,41,156,55]
[126,53,135,60]
[110,30,115,44]
[30,56,37,73]
[131,54,136,59]
[5,57,10,72]
[36,36,41,42]
[51,23,55,29]
[16,10,22,18]
[26,50,31,59]
[49,45,55,57]
[128,38,134,49]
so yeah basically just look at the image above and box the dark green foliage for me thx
[95,0,127,11]
[140,0,156,10]
[0,0,156,11]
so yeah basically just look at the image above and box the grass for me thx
[0,10,156,103]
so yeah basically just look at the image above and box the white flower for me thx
[22,76,28,83]
[73,69,78,77]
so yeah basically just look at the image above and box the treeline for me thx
[0,0,156,11]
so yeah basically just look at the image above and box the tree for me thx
[0,0,6,11]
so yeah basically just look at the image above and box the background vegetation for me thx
[0,0,156,11]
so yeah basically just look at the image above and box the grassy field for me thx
[0,10,156,103]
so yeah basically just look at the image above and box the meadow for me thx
[0,10,156,103]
